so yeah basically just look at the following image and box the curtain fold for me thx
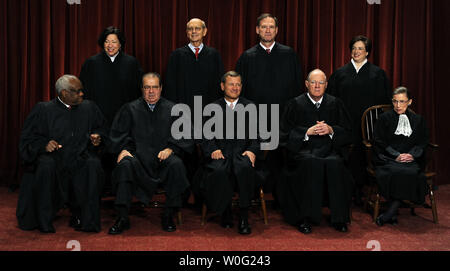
[1,0,448,186]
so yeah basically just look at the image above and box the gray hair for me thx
[221,71,242,84]
[306,69,327,82]
[187,18,206,29]
[55,74,78,94]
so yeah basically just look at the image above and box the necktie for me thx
[266,49,271,54]
[315,102,320,109]
[149,104,155,111]
[229,103,234,110]
[195,47,200,59]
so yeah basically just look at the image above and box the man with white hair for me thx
[278,69,353,234]
[17,74,107,233]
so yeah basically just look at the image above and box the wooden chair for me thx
[361,104,438,223]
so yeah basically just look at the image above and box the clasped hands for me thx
[45,133,101,153]
[116,148,173,164]
[396,153,414,163]
[307,121,333,136]
[211,149,256,167]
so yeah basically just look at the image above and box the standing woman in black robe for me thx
[80,26,143,127]
[373,87,429,226]
[328,35,391,205]
[80,26,143,190]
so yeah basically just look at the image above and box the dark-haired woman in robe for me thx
[328,35,391,205]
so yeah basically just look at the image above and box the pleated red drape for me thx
[1,0,449,186]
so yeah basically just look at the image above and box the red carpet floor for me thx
[0,185,449,251]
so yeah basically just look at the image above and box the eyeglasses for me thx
[309,80,326,85]
[143,85,160,90]
[392,99,410,105]
[187,27,203,32]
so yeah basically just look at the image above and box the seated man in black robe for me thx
[195,71,259,235]
[108,72,193,234]
[278,69,353,234]
[17,74,107,233]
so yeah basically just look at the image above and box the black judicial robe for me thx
[194,98,261,215]
[164,45,224,108]
[235,42,303,113]
[109,97,194,207]
[80,50,143,126]
[17,99,107,231]
[327,62,390,185]
[373,109,429,203]
[278,93,353,225]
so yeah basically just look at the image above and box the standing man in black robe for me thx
[235,13,303,198]
[164,18,224,110]
[278,69,353,234]
[80,26,144,193]
[327,35,391,205]
[108,73,193,234]
[17,75,107,233]
[195,71,260,235]
[164,18,224,205]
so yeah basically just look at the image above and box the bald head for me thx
[305,69,328,102]
[306,69,327,82]
[187,18,206,28]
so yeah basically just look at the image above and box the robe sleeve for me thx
[134,59,144,100]
[109,104,136,155]
[90,102,109,149]
[330,98,353,148]
[408,115,429,159]
[373,113,399,159]
[280,99,308,153]
[19,103,50,164]
[167,113,195,156]
[79,59,92,100]
[380,69,392,105]
[164,52,178,103]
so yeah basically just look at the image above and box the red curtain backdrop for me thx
[1,0,449,186]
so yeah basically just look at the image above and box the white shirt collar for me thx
[188,43,204,54]
[351,58,368,73]
[260,42,275,52]
[109,51,120,63]
[224,98,239,109]
[306,93,323,106]
[57,96,71,108]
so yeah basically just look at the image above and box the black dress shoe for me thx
[298,223,312,234]
[332,223,348,232]
[162,215,176,232]
[69,216,82,230]
[390,216,398,225]
[238,218,251,235]
[220,210,234,228]
[220,220,234,229]
[375,215,385,226]
[39,226,56,234]
[108,217,130,235]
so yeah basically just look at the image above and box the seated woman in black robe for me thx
[373,86,429,226]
